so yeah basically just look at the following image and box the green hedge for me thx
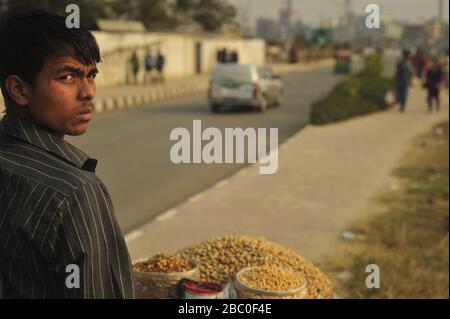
[311,53,393,125]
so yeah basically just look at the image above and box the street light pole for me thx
[438,0,444,24]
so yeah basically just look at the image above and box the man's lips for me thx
[74,108,93,122]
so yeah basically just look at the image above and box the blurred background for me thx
[0,0,448,85]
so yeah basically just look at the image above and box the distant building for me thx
[401,25,428,49]
[331,13,403,49]
[425,18,444,44]
[95,19,146,33]
[332,24,355,44]
[256,18,282,44]
[354,15,380,45]
[290,20,310,38]
[384,22,403,41]
[425,19,449,51]
[399,19,448,51]
[256,1,304,50]
[220,23,242,38]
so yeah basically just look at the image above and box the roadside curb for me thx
[93,81,209,114]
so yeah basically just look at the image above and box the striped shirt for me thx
[0,114,135,299]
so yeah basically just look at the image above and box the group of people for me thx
[216,48,239,63]
[395,48,449,112]
[129,49,165,85]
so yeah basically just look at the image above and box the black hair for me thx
[0,10,101,110]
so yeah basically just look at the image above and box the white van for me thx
[208,64,284,112]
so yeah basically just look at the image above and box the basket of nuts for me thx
[177,234,334,298]
[133,253,199,299]
[234,266,308,299]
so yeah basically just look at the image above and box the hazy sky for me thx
[230,0,449,28]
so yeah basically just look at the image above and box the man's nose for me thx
[79,78,95,100]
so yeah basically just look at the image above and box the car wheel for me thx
[276,94,284,107]
[258,98,268,112]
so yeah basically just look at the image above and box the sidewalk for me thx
[125,87,449,263]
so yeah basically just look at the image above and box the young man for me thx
[0,10,135,298]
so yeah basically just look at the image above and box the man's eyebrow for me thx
[55,66,99,75]
[55,66,82,74]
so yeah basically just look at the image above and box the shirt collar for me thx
[0,114,97,172]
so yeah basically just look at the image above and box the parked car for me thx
[208,64,284,112]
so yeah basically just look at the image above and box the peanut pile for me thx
[133,253,192,273]
[239,266,306,292]
[177,234,333,298]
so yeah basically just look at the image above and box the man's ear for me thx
[5,75,30,106]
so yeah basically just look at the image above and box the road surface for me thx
[68,65,346,232]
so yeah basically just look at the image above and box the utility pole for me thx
[280,0,294,53]
[287,0,293,27]
[237,0,252,37]
[438,0,444,24]
[437,0,446,45]
[344,0,352,26]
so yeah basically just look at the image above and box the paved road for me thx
[68,65,345,232]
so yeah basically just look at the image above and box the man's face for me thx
[26,55,98,138]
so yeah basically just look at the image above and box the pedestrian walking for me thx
[144,49,154,84]
[218,48,229,63]
[216,49,223,63]
[395,50,413,112]
[156,50,165,83]
[441,50,449,91]
[413,50,427,79]
[230,50,238,63]
[130,51,140,84]
[423,60,444,112]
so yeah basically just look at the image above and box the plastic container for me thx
[234,266,308,299]
[177,278,225,299]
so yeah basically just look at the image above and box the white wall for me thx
[92,31,266,88]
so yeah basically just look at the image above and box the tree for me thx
[135,0,176,30]
[0,0,238,32]
[0,0,112,29]
[176,0,198,11]
[175,0,236,32]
